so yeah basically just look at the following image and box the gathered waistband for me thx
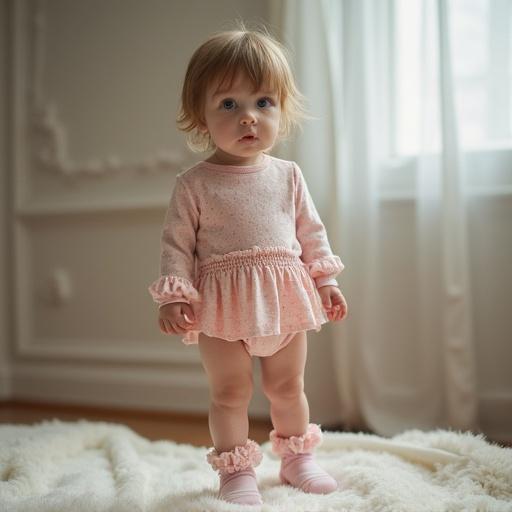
[198,245,303,276]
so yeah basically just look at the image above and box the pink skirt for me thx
[181,245,329,344]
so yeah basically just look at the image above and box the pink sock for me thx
[206,439,263,505]
[218,466,262,505]
[270,423,338,494]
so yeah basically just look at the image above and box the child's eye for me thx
[257,97,273,108]
[221,99,236,110]
[219,96,275,111]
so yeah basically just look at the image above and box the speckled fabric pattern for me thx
[180,246,330,344]
[148,153,344,344]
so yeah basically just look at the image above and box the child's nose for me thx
[240,110,257,125]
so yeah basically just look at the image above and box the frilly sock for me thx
[206,439,263,505]
[269,423,338,494]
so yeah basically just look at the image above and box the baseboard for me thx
[479,393,512,443]
[9,361,270,418]
[0,363,12,399]
[8,363,511,441]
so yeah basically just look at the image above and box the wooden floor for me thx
[0,400,274,446]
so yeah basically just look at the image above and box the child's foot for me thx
[218,466,263,505]
[206,438,263,505]
[279,452,338,494]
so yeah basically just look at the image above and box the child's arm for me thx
[293,162,344,288]
[148,176,200,308]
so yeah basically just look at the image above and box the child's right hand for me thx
[158,302,197,335]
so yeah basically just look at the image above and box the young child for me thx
[148,24,348,506]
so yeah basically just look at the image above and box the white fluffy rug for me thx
[1,420,511,512]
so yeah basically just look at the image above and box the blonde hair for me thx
[176,20,312,153]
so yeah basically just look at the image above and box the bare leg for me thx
[198,333,254,453]
[260,331,309,437]
[199,334,263,505]
[260,331,338,494]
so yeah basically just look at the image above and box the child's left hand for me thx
[318,285,348,322]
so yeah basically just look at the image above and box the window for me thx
[394,0,512,156]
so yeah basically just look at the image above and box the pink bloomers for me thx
[152,245,336,346]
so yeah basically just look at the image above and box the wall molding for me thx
[17,338,201,366]
[10,0,204,386]
[29,0,188,179]
[9,361,271,418]
[32,102,187,178]
[15,198,177,217]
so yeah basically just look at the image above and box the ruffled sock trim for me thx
[206,439,263,475]
[269,423,323,457]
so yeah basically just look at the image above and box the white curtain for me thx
[274,0,483,435]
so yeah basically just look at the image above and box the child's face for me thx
[199,73,281,163]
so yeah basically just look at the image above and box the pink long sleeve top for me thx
[148,152,344,344]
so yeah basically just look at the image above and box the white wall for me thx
[0,0,12,400]
[1,0,342,426]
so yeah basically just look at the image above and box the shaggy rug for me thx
[0,420,511,512]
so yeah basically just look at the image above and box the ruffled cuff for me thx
[306,255,344,282]
[148,275,201,306]
[269,423,323,456]
[206,439,263,475]
[315,276,339,288]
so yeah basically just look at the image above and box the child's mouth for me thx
[239,135,258,142]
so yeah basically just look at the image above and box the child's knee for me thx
[211,378,253,409]
[263,375,304,403]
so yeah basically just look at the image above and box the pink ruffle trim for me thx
[206,439,263,474]
[306,255,344,279]
[147,275,201,305]
[270,423,323,456]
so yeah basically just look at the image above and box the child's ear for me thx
[197,121,208,134]
[196,112,207,132]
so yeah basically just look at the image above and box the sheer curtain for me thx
[270,0,506,435]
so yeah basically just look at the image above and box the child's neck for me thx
[205,151,266,166]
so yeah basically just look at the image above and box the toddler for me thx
[148,24,348,506]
